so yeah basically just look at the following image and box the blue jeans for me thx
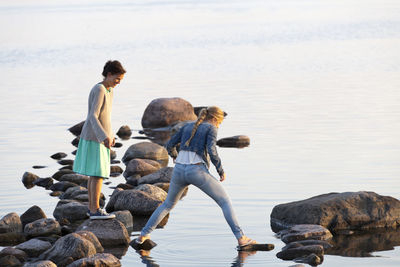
[141,163,244,239]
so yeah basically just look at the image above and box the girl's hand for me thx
[220,173,226,182]
[111,137,116,147]
[103,137,113,149]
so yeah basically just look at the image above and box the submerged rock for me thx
[270,191,400,232]
[276,245,324,260]
[141,97,197,129]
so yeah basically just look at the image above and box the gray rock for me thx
[135,184,168,200]
[16,239,52,258]
[0,247,28,263]
[278,224,333,243]
[53,201,89,222]
[24,218,61,238]
[141,97,197,129]
[123,158,162,178]
[270,191,400,232]
[0,212,22,234]
[121,141,169,167]
[76,219,130,247]
[112,211,133,230]
[23,260,57,267]
[21,206,47,229]
[52,170,74,181]
[75,231,104,253]
[51,152,68,160]
[0,255,21,267]
[116,125,132,140]
[106,189,166,216]
[58,159,74,166]
[110,165,123,174]
[22,172,39,189]
[50,181,79,192]
[68,121,85,136]
[59,174,88,185]
[33,178,54,189]
[138,167,173,185]
[283,240,333,251]
[294,253,322,266]
[116,183,134,190]
[60,186,87,200]
[276,245,324,260]
[216,135,250,148]
[67,253,121,267]
[39,233,99,267]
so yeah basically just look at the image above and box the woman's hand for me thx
[103,137,113,149]
[220,173,226,182]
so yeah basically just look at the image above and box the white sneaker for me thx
[89,209,116,220]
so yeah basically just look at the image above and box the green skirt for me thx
[73,139,110,178]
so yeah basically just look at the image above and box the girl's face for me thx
[105,73,124,88]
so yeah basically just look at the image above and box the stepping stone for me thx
[130,239,157,251]
[238,243,275,251]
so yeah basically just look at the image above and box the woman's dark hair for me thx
[102,60,126,77]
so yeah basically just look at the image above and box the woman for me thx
[73,60,126,219]
[136,106,256,248]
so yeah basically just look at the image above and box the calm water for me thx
[1,0,400,266]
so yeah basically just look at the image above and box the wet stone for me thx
[58,159,74,166]
[51,152,68,160]
[20,205,47,228]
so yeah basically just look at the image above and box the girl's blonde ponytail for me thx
[185,108,208,146]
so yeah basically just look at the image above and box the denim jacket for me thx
[165,122,224,176]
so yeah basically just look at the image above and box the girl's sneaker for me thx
[89,209,116,220]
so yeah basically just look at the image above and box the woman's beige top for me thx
[80,83,113,143]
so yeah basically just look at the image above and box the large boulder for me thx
[53,201,89,223]
[39,232,101,267]
[141,97,197,129]
[270,191,400,232]
[24,218,61,238]
[76,219,130,247]
[106,189,167,216]
[135,184,169,201]
[0,213,25,245]
[123,158,161,178]
[121,142,169,167]
[112,210,133,230]
[138,167,173,185]
[67,253,121,267]
[16,238,52,258]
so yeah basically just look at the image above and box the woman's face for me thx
[105,73,124,88]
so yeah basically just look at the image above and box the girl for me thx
[73,60,126,219]
[136,106,256,248]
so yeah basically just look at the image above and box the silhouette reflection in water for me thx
[326,227,400,257]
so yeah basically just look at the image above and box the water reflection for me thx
[133,248,258,267]
[326,227,400,257]
[231,250,258,267]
